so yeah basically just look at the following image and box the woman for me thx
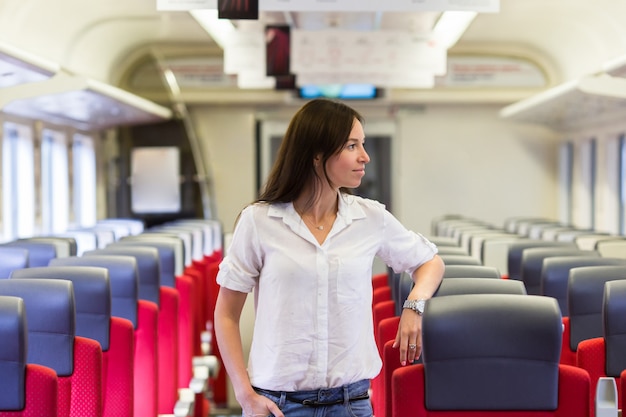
[215,98,445,417]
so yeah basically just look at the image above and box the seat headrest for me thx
[507,240,575,281]
[122,235,185,276]
[603,279,626,377]
[0,296,27,410]
[442,265,501,279]
[11,266,112,352]
[543,257,626,316]
[0,279,75,376]
[568,265,626,352]
[85,247,160,305]
[521,247,596,295]
[2,241,57,267]
[423,294,561,411]
[435,278,526,297]
[50,256,139,329]
[108,241,176,287]
[0,247,29,279]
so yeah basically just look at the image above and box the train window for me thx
[558,141,573,225]
[41,129,69,234]
[618,135,626,235]
[571,138,596,230]
[72,134,97,227]
[2,122,35,241]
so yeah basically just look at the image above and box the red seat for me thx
[0,296,58,417]
[0,279,103,417]
[50,255,157,417]
[10,266,134,417]
[577,278,626,416]
[392,294,589,417]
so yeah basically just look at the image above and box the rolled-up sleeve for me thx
[378,209,438,275]
[216,206,262,293]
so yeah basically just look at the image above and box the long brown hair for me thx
[256,99,363,209]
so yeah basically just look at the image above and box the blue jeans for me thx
[251,379,373,417]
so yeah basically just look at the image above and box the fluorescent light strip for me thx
[432,11,477,49]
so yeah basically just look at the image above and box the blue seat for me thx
[1,241,56,267]
[541,256,626,316]
[108,241,176,287]
[84,248,161,306]
[439,254,481,266]
[442,264,501,279]
[519,247,596,295]
[0,295,58,416]
[566,265,626,356]
[10,265,135,417]
[49,254,157,417]
[84,246,180,414]
[435,277,527,297]
[0,247,29,279]
[391,294,590,416]
[0,278,103,417]
[507,240,576,281]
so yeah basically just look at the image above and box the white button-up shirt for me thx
[217,194,437,391]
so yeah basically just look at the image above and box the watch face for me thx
[416,300,425,313]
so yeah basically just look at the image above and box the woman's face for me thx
[325,119,370,189]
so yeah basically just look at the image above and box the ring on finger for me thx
[409,344,417,350]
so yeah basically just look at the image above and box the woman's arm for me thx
[393,254,445,365]
[214,287,284,417]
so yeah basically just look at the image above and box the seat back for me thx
[108,241,176,287]
[18,237,76,257]
[125,234,186,275]
[1,241,57,267]
[568,265,626,354]
[438,254,481,266]
[520,247,596,295]
[84,247,161,306]
[435,246,467,256]
[422,294,562,410]
[10,266,111,352]
[507,240,575,281]
[0,279,75,376]
[395,272,413,316]
[435,277,526,297]
[594,239,626,259]
[603,279,626,377]
[49,256,139,329]
[0,247,29,279]
[0,295,58,417]
[10,265,135,417]
[542,257,626,316]
[0,296,28,410]
[442,264,501,279]
[0,279,103,417]
[50,254,156,417]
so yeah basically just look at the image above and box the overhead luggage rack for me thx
[499,74,626,131]
[0,42,58,88]
[0,43,172,131]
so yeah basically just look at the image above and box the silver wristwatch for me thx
[403,299,426,315]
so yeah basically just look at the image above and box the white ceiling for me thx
[1,0,626,87]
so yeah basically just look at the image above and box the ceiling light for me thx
[432,11,477,49]
[190,9,236,49]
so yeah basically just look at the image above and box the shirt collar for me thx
[267,193,367,228]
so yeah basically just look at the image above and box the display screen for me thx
[298,84,380,99]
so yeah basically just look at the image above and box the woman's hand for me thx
[393,308,423,366]
[240,391,284,417]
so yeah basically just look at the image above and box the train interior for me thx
[2,0,626,416]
